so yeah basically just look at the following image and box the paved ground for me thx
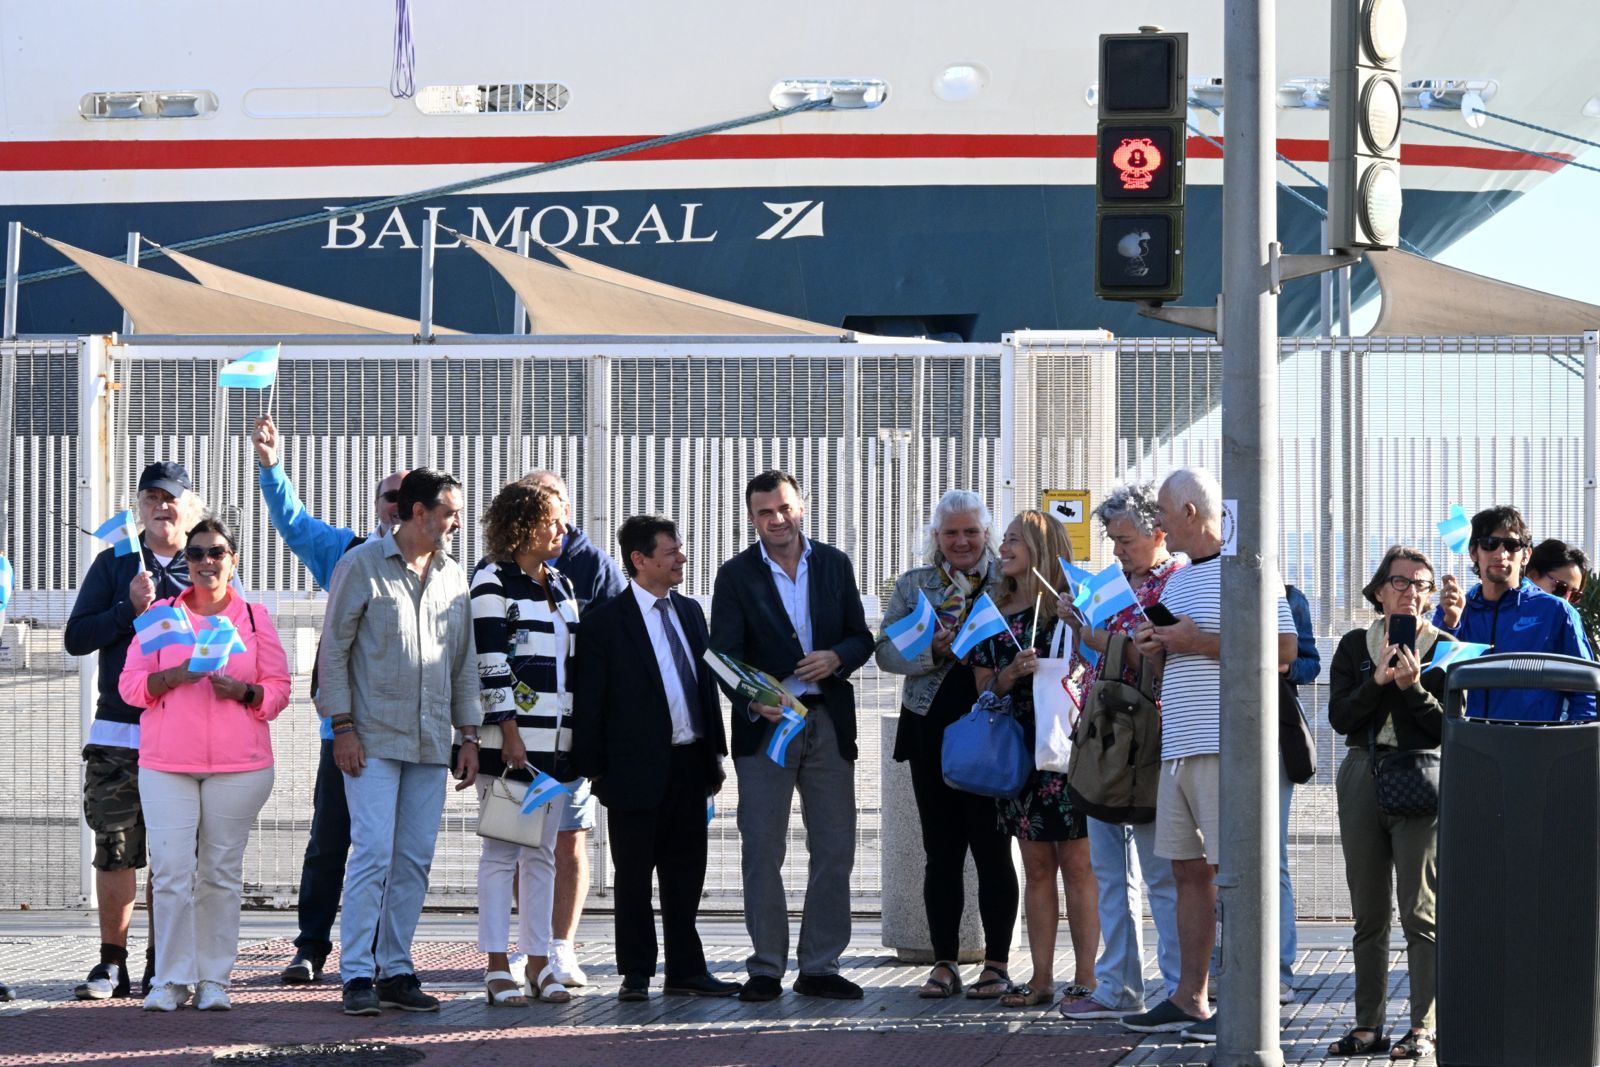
[0,914,1424,1066]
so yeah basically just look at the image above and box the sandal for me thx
[965,965,1011,1000]
[1391,1030,1434,1060]
[918,961,962,999]
[529,963,572,1004]
[1059,982,1094,1000]
[1329,1027,1389,1056]
[999,983,1053,1008]
[484,970,528,1007]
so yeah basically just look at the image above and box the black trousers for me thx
[295,739,350,959]
[607,741,711,984]
[898,669,1019,964]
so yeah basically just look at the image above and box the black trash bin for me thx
[1438,653,1600,1067]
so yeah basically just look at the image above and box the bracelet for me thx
[459,735,480,746]
[330,714,354,729]
[332,722,356,736]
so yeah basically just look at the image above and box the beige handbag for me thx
[475,771,555,848]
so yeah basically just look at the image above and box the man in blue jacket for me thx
[1434,505,1595,720]
[253,415,407,983]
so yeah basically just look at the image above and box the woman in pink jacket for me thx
[120,518,291,1012]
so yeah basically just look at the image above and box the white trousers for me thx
[475,778,561,956]
[139,765,275,987]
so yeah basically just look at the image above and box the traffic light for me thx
[1095,30,1187,303]
[1329,0,1406,249]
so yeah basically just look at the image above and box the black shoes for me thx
[281,952,324,984]
[141,946,155,996]
[74,961,129,1000]
[664,973,743,998]
[617,978,650,1002]
[794,972,864,1000]
[341,977,381,1016]
[738,974,783,1002]
[0,979,13,1002]
[376,973,440,1012]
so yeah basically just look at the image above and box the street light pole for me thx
[1218,0,1284,1063]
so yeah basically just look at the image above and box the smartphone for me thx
[1144,602,1180,627]
[1387,613,1418,652]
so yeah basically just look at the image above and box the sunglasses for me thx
[378,490,401,504]
[1550,578,1582,604]
[1385,575,1437,593]
[183,544,232,562]
[1474,535,1530,553]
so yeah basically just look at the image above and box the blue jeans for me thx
[338,758,448,984]
[1087,816,1180,1011]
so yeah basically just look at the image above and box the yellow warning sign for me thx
[1041,489,1093,562]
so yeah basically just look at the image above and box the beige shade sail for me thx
[454,232,844,336]
[1369,249,1600,336]
[548,245,839,335]
[158,244,457,335]
[40,235,387,335]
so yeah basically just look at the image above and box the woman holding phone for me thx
[1325,546,1456,1060]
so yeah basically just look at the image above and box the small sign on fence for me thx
[1041,489,1093,562]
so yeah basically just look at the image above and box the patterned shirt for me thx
[471,558,580,773]
[1082,555,1186,689]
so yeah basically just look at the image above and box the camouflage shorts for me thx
[82,744,146,871]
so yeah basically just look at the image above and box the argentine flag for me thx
[1436,504,1472,554]
[520,771,572,814]
[1074,562,1140,630]
[951,592,1009,660]
[218,345,280,389]
[134,605,195,653]
[884,591,938,659]
[767,706,807,767]
[0,554,12,612]
[189,618,240,672]
[1428,640,1491,673]
[92,510,141,557]
[1059,557,1094,597]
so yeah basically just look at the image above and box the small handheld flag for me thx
[520,770,572,814]
[951,592,1014,659]
[1427,640,1492,673]
[188,617,240,672]
[884,591,939,660]
[707,796,716,825]
[0,554,12,612]
[1059,557,1094,596]
[92,510,142,559]
[134,605,196,653]
[767,706,807,767]
[1437,505,1472,555]
[1074,562,1141,630]
[218,344,280,390]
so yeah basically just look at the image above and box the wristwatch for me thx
[459,733,480,746]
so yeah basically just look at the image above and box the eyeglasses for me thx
[1474,535,1529,553]
[1385,575,1437,593]
[378,490,401,504]
[1550,578,1582,604]
[183,544,231,562]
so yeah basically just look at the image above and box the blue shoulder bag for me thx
[942,689,1032,798]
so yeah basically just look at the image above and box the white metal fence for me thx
[0,331,1594,920]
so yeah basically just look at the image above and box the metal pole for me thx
[419,214,436,342]
[123,233,140,336]
[998,343,1016,522]
[585,351,612,893]
[1218,0,1283,1063]
[842,356,862,562]
[1318,223,1336,628]
[1585,331,1599,562]
[3,221,20,340]
[78,336,113,906]
[512,231,530,335]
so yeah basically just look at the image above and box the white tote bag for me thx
[476,771,555,849]
[1032,623,1080,774]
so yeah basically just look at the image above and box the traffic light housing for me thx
[1329,0,1406,249]
[1095,31,1187,303]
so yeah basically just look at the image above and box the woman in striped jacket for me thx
[469,481,583,1006]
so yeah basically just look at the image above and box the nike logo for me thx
[1511,616,1540,633]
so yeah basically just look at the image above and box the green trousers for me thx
[1335,747,1438,1032]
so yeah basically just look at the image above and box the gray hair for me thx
[1095,481,1161,536]
[1160,467,1222,523]
[921,489,994,564]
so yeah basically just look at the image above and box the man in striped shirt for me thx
[1122,468,1296,1040]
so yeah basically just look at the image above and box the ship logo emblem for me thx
[757,201,825,240]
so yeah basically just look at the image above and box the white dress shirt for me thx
[760,537,818,698]
[631,580,700,744]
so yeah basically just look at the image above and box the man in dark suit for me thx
[709,471,874,1002]
[573,514,739,1002]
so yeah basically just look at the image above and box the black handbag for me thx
[1278,677,1317,784]
[1369,727,1441,818]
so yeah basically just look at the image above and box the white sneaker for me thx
[142,983,192,1012]
[1280,982,1295,1004]
[549,943,587,987]
[195,981,232,1011]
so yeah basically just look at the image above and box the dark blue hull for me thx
[5,183,1512,339]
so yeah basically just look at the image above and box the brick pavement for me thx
[0,920,1426,1065]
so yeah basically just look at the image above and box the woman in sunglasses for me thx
[1526,539,1589,605]
[1325,546,1455,1061]
[119,518,291,1012]
[1434,506,1595,720]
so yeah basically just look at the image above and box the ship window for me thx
[414,83,571,115]
[80,90,218,120]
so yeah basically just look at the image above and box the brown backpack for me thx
[1066,634,1162,824]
